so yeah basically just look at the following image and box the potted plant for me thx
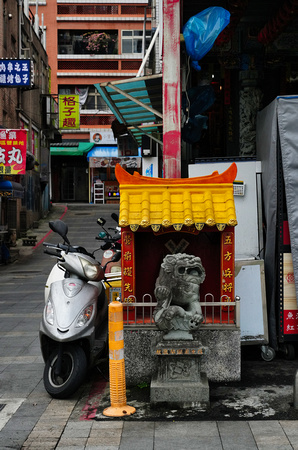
[83,32,115,54]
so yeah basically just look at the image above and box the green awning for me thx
[50,142,94,156]
[95,74,163,146]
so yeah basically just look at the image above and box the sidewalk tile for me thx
[249,421,292,449]
[218,421,257,449]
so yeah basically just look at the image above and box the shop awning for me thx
[94,74,163,146]
[115,163,238,231]
[50,142,94,156]
[0,180,24,199]
[87,146,118,159]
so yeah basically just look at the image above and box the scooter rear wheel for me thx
[44,344,87,399]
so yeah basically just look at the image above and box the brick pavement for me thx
[1,204,298,449]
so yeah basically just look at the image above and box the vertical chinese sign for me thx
[221,229,235,314]
[0,129,27,175]
[121,229,135,318]
[283,253,298,335]
[59,95,80,129]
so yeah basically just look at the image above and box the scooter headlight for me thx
[76,305,94,327]
[79,257,103,281]
[45,298,54,325]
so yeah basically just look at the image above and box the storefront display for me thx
[89,155,141,204]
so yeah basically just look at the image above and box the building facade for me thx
[33,0,152,203]
[0,0,57,240]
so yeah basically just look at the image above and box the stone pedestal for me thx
[150,339,209,408]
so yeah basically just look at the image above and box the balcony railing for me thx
[122,294,240,329]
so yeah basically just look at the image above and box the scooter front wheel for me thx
[44,344,87,399]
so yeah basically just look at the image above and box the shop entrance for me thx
[61,166,88,202]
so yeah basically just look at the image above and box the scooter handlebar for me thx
[43,246,62,257]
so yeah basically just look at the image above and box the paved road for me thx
[1,203,298,449]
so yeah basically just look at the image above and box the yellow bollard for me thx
[103,300,136,417]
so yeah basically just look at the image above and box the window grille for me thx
[80,115,114,126]
[58,60,118,71]
[121,60,141,70]
[57,5,118,15]
[121,6,151,15]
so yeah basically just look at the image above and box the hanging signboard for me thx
[0,59,33,87]
[0,129,27,175]
[90,128,117,145]
[89,156,141,169]
[59,95,80,129]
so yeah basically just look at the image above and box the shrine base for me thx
[150,340,210,408]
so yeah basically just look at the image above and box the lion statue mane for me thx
[153,253,206,340]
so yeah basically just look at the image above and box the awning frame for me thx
[95,74,163,147]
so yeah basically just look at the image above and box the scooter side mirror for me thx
[103,251,121,272]
[111,213,119,223]
[49,220,70,245]
[111,251,121,263]
[97,218,106,226]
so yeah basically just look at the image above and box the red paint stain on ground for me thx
[80,378,108,420]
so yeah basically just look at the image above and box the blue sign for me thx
[145,164,153,177]
[0,59,32,87]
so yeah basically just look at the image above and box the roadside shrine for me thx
[116,163,238,325]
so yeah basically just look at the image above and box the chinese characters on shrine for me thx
[0,129,27,175]
[221,230,235,309]
[121,230,135,306]
[283,254,298,334]
[59,95,80,129]
[0,60,32,87]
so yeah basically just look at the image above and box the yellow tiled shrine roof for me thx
[115,164,238,232]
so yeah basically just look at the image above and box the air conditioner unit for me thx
[59,45,73,55]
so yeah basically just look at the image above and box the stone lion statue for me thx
[153,253,206,340]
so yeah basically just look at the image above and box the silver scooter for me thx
[40,219,120,399]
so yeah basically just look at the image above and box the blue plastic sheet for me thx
[182,7,230,71]
[182,85,215,117]
[181,115,208,144]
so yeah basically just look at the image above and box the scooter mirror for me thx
[101,242,111,250]
[97,218,106,226]
[49,220,70,244]
[111,213,119,223]
[111,251,121,263]
[103,250,121,272]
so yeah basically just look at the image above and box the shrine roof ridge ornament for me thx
[115,162,237,185]
[115,163,238,231]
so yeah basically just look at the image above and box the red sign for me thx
[121,229,136,319]
[284,309,298,334]
[0,129,27,174]
[221,230,235,310]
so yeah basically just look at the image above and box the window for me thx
[121,30,151,54]
[83,86,110,111]
[58,86,111,113]
[58,30,118,55]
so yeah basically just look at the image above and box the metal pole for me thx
[162,0,181,178]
